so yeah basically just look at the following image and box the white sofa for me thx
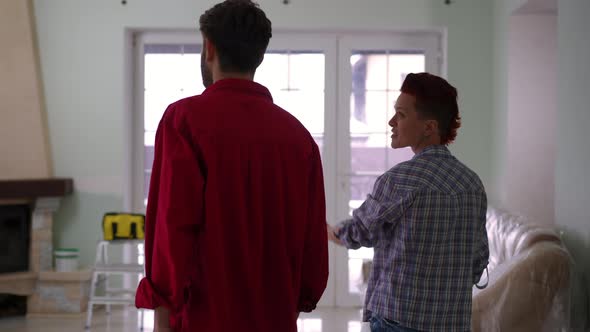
[471,207,572,331]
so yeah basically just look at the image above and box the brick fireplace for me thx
[0,178,81,316]
[1,0,88,318]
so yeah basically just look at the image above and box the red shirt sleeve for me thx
[135,107,204,328]
[297,142,329,312]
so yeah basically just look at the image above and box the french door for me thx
[133,30,442,307]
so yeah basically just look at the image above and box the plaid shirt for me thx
[337,145,488,331]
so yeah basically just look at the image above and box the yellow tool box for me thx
[102,212,145,240]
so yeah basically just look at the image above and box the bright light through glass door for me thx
[346,52,425,294]
[255,52,325,152]
[143,45,205,207]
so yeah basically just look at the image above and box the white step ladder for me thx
[85,239,145,330]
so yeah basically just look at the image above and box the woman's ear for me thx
[424,119,439,137]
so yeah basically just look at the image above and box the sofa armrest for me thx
[472,243,571,331]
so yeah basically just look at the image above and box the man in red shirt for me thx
[135,1,329,331]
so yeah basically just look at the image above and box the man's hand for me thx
[154,306,171,332]
[327,223,344,246]
[154,328,172,332]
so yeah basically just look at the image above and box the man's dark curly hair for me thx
[199,0,272,73]
[400,73,461,145]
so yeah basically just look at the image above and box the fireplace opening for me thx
[0,294,27,317]
[0,205,31,274]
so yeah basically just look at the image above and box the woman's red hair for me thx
[400,73,461,145]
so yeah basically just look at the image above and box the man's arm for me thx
[335,173,414,249]
[298,143,329,313]
[135,109,204,330]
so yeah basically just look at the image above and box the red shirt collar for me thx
[202,78,273,102]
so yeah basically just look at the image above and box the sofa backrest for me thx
[486,206,562,270]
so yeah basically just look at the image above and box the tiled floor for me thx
[0,306,370,332]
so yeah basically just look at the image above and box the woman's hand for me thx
[326,224,344,246]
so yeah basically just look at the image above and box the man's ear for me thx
[204,37,216,62]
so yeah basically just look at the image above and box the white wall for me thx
[556,0,590,328]
[505,14,557,226]
[492,0,530,209]
[492,0,510,209]
[32,0,496,266]
[492,0,558,223]
[494,0,590,327]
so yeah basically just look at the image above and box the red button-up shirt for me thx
[135,79,329,332]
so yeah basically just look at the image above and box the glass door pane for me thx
[140,43,204,266]
[143,44,204,207]
[256,52,325,153]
